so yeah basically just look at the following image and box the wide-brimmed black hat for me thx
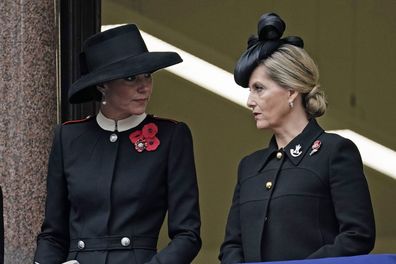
[69,24,182,103]
[234,13,304,87]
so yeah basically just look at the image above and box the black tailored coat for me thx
[219,119,375,263]
[34,115,201,264]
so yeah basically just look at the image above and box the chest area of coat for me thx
[239,158,330,205]
[63,132,169,204]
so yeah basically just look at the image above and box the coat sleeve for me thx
[307,137,375,258]
[34,125,69,264]
[218,161,244,264]
[146,122,201,264]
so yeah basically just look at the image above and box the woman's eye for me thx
[124,76,137,81]
[253,85,264,92]
[124,74,151,81]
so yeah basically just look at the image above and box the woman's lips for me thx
[253,112,261,119]
[133,98,148,102]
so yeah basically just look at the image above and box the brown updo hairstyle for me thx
[262,44,327,117]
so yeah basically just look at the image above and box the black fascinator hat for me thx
[234,13,304,87]
[69,24,183,103]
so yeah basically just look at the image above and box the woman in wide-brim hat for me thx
[34,24,201,264]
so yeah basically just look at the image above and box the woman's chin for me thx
[255,121,271,130]
[127,107,146,116]
[116,102,145,115]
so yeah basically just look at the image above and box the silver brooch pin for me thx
[290,144,303,157]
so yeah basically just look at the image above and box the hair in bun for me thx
[304,85,327,117]
[263,44,327,117]
[234,13,304,87]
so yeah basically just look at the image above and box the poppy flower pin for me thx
[309,140,322,156]
[129,123,160,152]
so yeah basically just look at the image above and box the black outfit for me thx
[220,119,375,263]
[35,114,201,264]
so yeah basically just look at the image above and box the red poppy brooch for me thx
[129,123,160,152]
[309,140,322,156]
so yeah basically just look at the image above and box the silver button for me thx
[110,133,118,142]
[77,240,85,249]
[276,152,283,159]
[121,237,131,247]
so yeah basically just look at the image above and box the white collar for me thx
[96,111,147,132]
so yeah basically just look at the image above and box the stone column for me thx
[0,1,58,263]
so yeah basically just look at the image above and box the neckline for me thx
[96,110,147,132]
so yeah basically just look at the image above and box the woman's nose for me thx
[247,92,256,109]
[136,78,152,93]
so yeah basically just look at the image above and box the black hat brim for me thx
[69,51,182,103]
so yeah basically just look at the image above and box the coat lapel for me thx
[284,119,324,166]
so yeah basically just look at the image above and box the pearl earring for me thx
[288,101,294,108]
[100,88,107,105]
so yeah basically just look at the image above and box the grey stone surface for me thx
[0,1,58,263]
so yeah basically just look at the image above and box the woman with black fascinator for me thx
[219,13,375,263]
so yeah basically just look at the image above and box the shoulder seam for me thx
[151,115,179,124]
[62,115,94,125]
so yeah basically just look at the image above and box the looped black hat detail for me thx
[69,24,183,103]
[234,13,304,87]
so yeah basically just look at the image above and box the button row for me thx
[77,237,131,249]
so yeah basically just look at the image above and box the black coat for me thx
[219,119,375,263]
[34,115,201,264]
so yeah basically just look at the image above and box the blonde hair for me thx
[262,44,327,117]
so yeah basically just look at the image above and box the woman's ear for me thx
[96,84,106,94]
[288,89,299,102]
[97,84,108,105]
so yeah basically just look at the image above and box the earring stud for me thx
[100,89,107,105]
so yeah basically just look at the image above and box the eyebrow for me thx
[250,81,265,88]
